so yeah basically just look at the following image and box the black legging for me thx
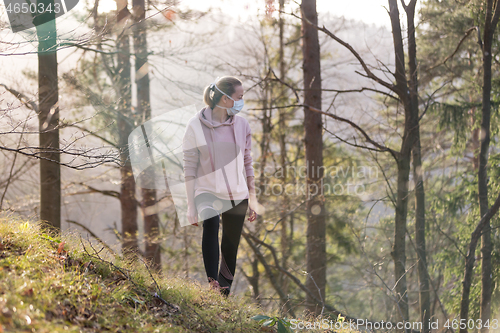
[195,193,248,296]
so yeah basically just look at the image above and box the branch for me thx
[79,235,182,316]
[70,182,121,200]
[66,219,116,255]
[427,27,477,71]
[287,11,396,93]
[460,190,500,323]
[324,127,390,154]
[304,103,399,161]
[492,0,500,33]
[0,145,119,170]
[60,123,118,148]
[62,73,135,129]
[243,228,421,332]
[268,67,301,102]
[135,256,181,312]
[403,222,454,331]
[248,102,398,161]
[0,123,27,210]
[58,42,118,55]
[419,79,453,122]
[241,228,291,314]
[476,25,484,50]
[368,150,396,207]
[258,200,307,246]
[0,83,38,112]
[320,87,400,102]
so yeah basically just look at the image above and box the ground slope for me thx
[0,217,356,333]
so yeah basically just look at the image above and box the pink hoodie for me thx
[182,106,254,202]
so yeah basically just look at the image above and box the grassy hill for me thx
[0,217,358,333]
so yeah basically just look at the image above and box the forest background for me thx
[1,0,500,332]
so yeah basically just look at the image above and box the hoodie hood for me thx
[198,106,240,198]
[199,106,235,128]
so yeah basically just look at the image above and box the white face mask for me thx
[226,97,244,116]
[213,83,244,115]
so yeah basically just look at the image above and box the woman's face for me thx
[222,84,244,107]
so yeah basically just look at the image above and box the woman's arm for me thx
[243,121,255,178]
[247,175,265,217]
[183,126,198,176]
[244,122,264,216]
[185,175,196,206]
[247,176,256,200]
[183,124,199,225]
[185,175,198,226]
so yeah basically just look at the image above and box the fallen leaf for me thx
[21,288,34,297]
[57,242,66,255]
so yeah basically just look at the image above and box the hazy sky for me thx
[93,0,395,28]
[187,0,392,27]
[0,0,420,34]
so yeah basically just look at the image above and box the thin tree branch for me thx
[304,104,400,160]
[427,27,477,71]
[0,145,119,170]
[61,123,118,148]
[66,219,116,255]
[0,83,38,112]
[324,127,389,153]
[287,10,396,93]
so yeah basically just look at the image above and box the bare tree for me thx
[460,1,500,332]
[116,0,139,257]
[301,0,326,317]
[294,0,430,329]
[36,3,61,231]
[278,0,293,316]
[132,0,162,272]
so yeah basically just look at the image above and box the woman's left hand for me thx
[248,207,257,222]
[248,195,264,222]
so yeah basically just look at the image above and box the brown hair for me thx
[203,76,242,109]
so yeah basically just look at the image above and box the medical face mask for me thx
[226,97,244,116]
[213,83,244,116]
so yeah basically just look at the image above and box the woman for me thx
[182,76,263,297]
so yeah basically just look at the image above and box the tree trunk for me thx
[479,3,494,330]
[301,0,325,316]
[278,0,292,316]
[132,0,162,272]
[459,2,500,332]
[37,7,61,231]
[407,3,431,332]
[459,193,500,333]
[387,0,415,329]
[116,0,139,257]
[412,130,431,333]
[244,258,261,304]
[478,0,499,330]
[247,74,272,305]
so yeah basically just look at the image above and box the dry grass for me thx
[0,216,361,333]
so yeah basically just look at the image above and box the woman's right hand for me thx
[187,204,198,226]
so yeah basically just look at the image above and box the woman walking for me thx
[182,76,263,297]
